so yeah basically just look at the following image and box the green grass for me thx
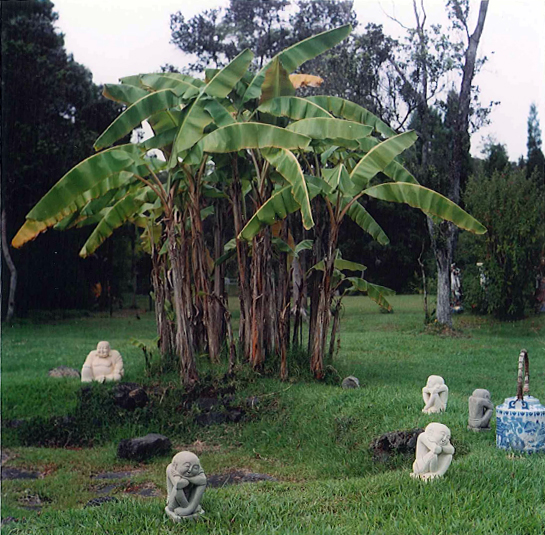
[2,296,545,534]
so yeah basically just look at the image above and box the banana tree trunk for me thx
[213,200,226,342]
[250,233,265,370]
[166,218,198,388]
[151,249,176,357]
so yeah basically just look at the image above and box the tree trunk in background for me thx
[129,225,138,309]
[250,233,265,369]
[151,249,175,357]
[166,218,198,388]
[213,200,226,343]
[1,208,17,322]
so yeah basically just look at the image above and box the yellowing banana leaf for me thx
[103,83,148,105]
[307,96,396,138]
[79,187,157,257]
[286,118,372,141]
[260,57,295,104]
[350,131,417,191]
[289,74,324,89]
[258,96,332,119]
[346,277,394,311]
[94,89,183,150]
[242,25,351,104]
[201,123,310,153]
[364,182,487,234]
[261,148,314,230]
[168,50,253,167]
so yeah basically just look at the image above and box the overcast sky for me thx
[52,0,545,161]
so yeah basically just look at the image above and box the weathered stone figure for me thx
[411,423,454,480]
[422,375,448,414]
[468,388,493,431]
[165,451,207,521]
[81,341,124,383]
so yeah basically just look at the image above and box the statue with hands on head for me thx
[411,423,455,480]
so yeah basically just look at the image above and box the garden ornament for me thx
[411,422,454,480]
[81,341,124,383]
[165,451,207,521]
[496,350,545,453]
[468,389,494,431]
[422,375,448,414]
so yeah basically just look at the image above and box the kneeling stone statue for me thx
[411,423,454,481]
[81,341,124,383]
[468,389,493,432]
[422,375,448,414]
[165,451,207,521]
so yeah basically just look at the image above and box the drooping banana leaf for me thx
[309,258,367,273]
[306,95,396,138]
[168,49,254,167]
[346,277,395,311]
[261,148,314,230]
[242,25,352,105]
[341,199,390,245]
[350,131,418,191]
[79,187,157,257]
[201,123,310,153]
[258,96,332,120]
[94,89,184,150]
[364,182,487,234]
[286,118,372,142]
[139,74,200,98]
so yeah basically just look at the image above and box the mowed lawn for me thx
[2,296,545,534]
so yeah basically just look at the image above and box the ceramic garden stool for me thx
[496,350,545,453]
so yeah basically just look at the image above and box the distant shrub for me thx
[460,169,544,319]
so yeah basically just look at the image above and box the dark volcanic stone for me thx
[93,471,135,480]
[370,428,424,460]
[341,376,360,389]
[195,397,220,411]
[124,486,161,497]
[195,411,227,426]
[1,517,18,526]
[85,496,119,508]
[227,409,245,423]
[113,383,148,411]
[1,467,40,480]
[117,433,171,461]
[207,471,277,488]
[48,366,80,378]
[5,419,25,429]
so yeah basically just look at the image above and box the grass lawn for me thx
[2,295,545,534]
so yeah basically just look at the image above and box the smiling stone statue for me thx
[165,451,207,521]
[81,341,124,383]
[411,422,455,480]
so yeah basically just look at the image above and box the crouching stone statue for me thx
[411,423,455,480]
[468,388,493,432]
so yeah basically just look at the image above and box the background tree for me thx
[526,103,545,184]
[1,0,124,319]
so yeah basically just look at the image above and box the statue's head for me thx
[426,375,444,388]
[472,388,490,399]
[172,451,202,477]
[97,341,111,358]
[425,422,451,446]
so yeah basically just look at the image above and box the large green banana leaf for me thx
[261,148,313,230]
[103,84,148,105]
[139,74,200,98]
[242,25,351,104]
[260,57,295,104]
[350,131,417,191]
[311,258,367,273]
[204,100,236,127]
[307,96,396,138]
[364,182,487,234]
[258,96,332,120]
[342,199,390,245]
[94,89,183,150]
[80,188,157,257]
[286,118,372,142]
[322,164,353,193]
[201,123,310,153]
[346,277,395,311]
[12,169,136,248]
[168,49,254,167]
[239,185,301,241]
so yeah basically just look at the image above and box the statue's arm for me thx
[419,434,441,454]
[81,352,95,382]
[111,351,124,380]
[187,473,207,486]
[442,443,455,455]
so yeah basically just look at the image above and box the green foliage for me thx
[460,168,545,319]
[526,103,545,183]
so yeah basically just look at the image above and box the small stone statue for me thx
[411,423,454,480]
[165,451,207,521]
[81,341,124,383]
[468,389,493,432]
[422,375,448,414]
[341,376,360,389]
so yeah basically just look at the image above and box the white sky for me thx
[53,0,545,161]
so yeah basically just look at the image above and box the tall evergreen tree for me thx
[526,103,545,183]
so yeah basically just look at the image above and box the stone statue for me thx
[411,423,455,480]
[468,388,493,431]
[81,341,124,383]
[422,375,448,414]
[165,451,207,521]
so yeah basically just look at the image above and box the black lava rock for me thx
[112,383,148,411]
[370,428,424,460]
[117,433,171,461]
